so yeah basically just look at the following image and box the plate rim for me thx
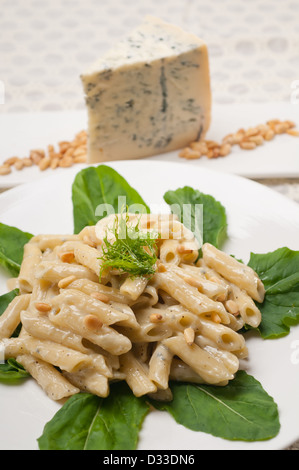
[0,159,299,216]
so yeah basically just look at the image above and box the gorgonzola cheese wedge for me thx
[81,16,211,163]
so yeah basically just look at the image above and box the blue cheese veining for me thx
[80,16,212,163]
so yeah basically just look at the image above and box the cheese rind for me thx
[81,16,211,163]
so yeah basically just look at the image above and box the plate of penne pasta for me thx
[0,160,298,450]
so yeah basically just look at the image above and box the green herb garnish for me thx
[99,212,159,278]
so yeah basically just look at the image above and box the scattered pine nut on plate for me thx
[0,118,298,175]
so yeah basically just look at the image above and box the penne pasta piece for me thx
[178,264,229,300]
[63,369,109,397]
[196,317,246,353]
[162,335,234,384]
[195,333,248,360]
[29,234,80,251]
[34,260,99,284]
[0,294,31,339]
[64,277,133,305]
[194,336,240,375]
[21,310,87,353]
[120,275,148,301]
[73,242,103,277]
[49,305,132,355]
[169,358,228,386]
[159,239,181,265]
[50,289,130,325]
[229,284,262,328]
[108,301,140,329]
[132,342,150,363]
[120,307,172,343]
[78,225,102,247]
[18,243,42,293]
[153,269,230,324]
[131,284,159,308]
[2,335,92,373]
[201,243,265,303]
[119,351,157,397]
[148,342,173,390]
[17,354,80,400]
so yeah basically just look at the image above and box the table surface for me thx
[0,0,299,450]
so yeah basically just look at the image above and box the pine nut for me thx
[184,327,195,345]
[274,122,289,134]
[157,263,167,273]
[212,147,220,158]
[285,120,296,129]
[211,312,222,323]
[58,251,75,263]
[0,165,11,175]
[58,141,71,154]
[73,155,87,164]
[90,292,110,303]
[14,159,24,170]
[30,151,43,164]
[38,157,51,171]
[231,132,244,144]
[58,275,77,289]
[35,302,51,313]
[248,135,264,145]
[50,157,59,169]
[73,147,86,157]
[22,157,33,167]
[219,143,231,156]
[190,141,208,154]
[59,156,73,168]
[240,141,256,150]
[267,119,281,126]
[63,147,75,158]
[264,129,275,141]
[150,313,163,323]
[222,134,234,145]
[245,127,259,137]
[4,156,19,166]
[83,314,103,331]
[206,140,219,149]
[179,148,201,160]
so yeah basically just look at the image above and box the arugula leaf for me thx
[72,165,150,234]
[163,186,227,248]
[248,247,299,338]
[149,371,280,442]
[38,382,150,450]
[0,223,33,276]
[0,358,29,382]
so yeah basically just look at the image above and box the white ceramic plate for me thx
[0,101,298,189]
[0,160,299,451]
